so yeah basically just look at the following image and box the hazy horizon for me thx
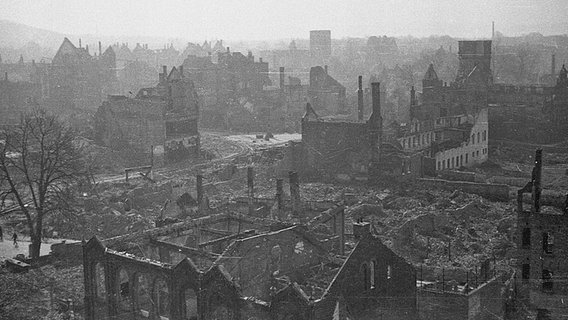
[1,0,567,42]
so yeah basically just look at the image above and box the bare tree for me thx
[0,109,85,261]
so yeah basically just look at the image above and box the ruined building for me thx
[182,48,271,129]
[0,71,41,125]
[94,65,199,165]
[308,65,347,115]
[32,38,117,111]
[83,209,417,320]
[299,82,382,179]
[516,149,568,318]
[399,40,491,171]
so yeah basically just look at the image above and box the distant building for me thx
[0,72,41,125]
[308,65,346,115]
[94,65,199,165]
[32,38,118,111]
[310,30,332,58]
[400,40,491,171]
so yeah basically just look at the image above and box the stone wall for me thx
[419,178,510,201]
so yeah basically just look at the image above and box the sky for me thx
[1,0,567,41]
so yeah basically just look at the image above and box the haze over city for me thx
[2,0,568,40]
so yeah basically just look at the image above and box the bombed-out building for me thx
[308,65,347,115]
[32,38,118,111]
[516,149,568,318]
[299,81,382,179]
[94,65,199,165]
[182,48,271,129]
[83,208,417,320]
[398,40,491,171]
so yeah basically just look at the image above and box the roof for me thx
[424,63,439,81]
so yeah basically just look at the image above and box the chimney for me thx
[226,47,230,53]
[276,179,283,210]
[247,167,254,215]
[279,67,285,90]
[357,75,364,121]
[552,54,556,76]
[532,149,543,213]
[99,41,102,56]
[259,57,263,63]
[289,171,300,218]
[324,65,328,74]
[410,86,416,106]
[85,44,89,54]
[371,82,381,123]
[162,65,167,77]
[353,221,371,240]
[179,65,184,77]
[79,38,82,48]
[196,174,203,211]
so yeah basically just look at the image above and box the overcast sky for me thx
[2,0,567,40]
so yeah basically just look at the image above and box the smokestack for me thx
[196,174,203,210]
[226,47,230,53]
[85,45,89,54]
[279,67,285,90]
[162,65,167,77]
[289,171,300,218]
[79,39,81,48]
[552,54,556,76]
[371,82,381,124]
[99,41,102,56]
[357,76,364,121]
[179,65,184,77]
[324,65,328,74]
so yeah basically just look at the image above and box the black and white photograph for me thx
[1,0,568,319]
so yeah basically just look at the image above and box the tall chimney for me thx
[85,45,89,54]
[162,65,167,77]
[196,174,203,211]
[324,65,328,74]
[279,67,285,90]
[357,76,364,121]
[99,41,102,56]
[289,171,300,218]
[371,82,382,125]
[179,65,184,77]
[226,47,230,53]
[552,54,556,76]
[79,38,81,48]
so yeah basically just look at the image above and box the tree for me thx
[0,109,86,261]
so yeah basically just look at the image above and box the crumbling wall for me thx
[301,120,371,177]
[419,178,510,201]
[418,289,468,320]
[467,276,505,320]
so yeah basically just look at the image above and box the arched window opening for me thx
[94,263,106,300]
[137,274,152,317]
[118,269,132,314]
[155,278,170,319]
[184,288,198,320]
